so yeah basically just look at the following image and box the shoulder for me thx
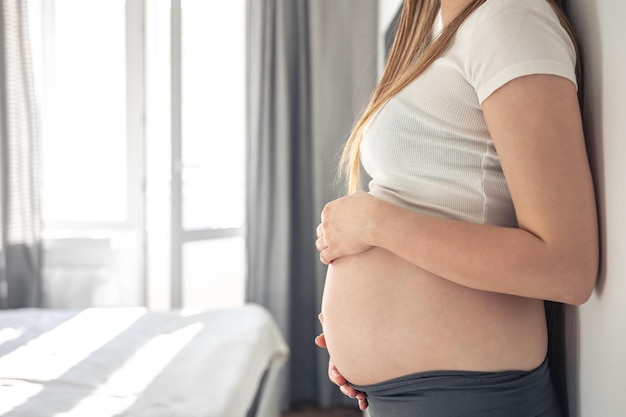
[467,0,558,27]
[457,0,577,104]
[462,0,574,58]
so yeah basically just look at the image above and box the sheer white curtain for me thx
[0,0,43,309]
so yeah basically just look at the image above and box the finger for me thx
[358,397,369,411]
[315,237,325,252]
[314,333,326,348]
[339,384,356,398]
[328,362,339,385]
[319,251,328,265]
[319,250,333,265]
[316,223,323,238]
[339,384,360,399]
[329,366,347,386]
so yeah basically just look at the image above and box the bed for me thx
[0,303,289,417]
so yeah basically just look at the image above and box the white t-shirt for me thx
[360,0,577,227]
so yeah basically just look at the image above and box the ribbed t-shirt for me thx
[360,0,577,227]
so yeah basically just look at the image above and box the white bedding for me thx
[0,303,289,417]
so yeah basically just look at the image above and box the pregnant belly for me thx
[320,247,548,385]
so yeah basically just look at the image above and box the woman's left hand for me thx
[316,191,377,264]
[314,332,369,410]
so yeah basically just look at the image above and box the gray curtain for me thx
[246,0,377,409]
[0,0,43,309]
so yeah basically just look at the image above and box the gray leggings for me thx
[351,357,563,417]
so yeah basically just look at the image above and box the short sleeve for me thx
[465,0,577,104]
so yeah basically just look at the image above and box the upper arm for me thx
[481,74,598,297]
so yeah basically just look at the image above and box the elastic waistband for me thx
[351,358,562,417]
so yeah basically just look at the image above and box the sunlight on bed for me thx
[58,323,204,417]
[0,305,288,417]
[0,309,146,414]
[0,326,24,346]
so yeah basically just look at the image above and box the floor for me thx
[282,402,362,417]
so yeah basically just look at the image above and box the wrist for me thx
[363,196,386,247]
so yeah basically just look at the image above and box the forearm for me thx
[368,198,597,305]
[318,77,599,303]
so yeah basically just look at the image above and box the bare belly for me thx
[320,247,548,385]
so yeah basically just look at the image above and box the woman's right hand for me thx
[314,332,369,410]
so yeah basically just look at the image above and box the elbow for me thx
[560,252,599,306]
[565,281,594,306]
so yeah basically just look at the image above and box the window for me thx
[29,0,247,310]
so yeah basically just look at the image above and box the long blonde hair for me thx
[339,0,581,193]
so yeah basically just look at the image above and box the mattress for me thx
[0,303,289,417]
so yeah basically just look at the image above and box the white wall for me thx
[565,1,626,416]
[376,0,626,416]
[378,0,402,33]
[377,0,402,73]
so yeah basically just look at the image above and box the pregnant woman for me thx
[315,0,599,416]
